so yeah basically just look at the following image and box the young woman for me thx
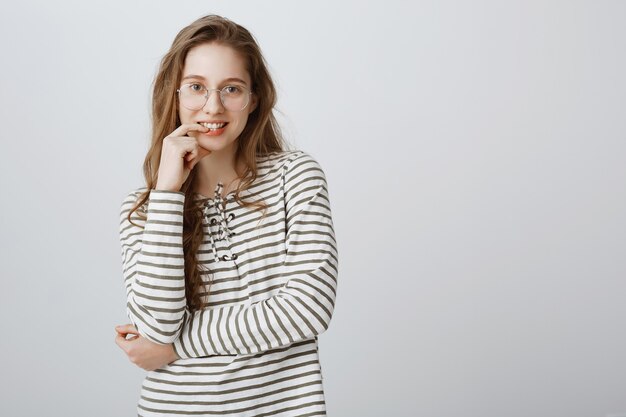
[114,14,338,417]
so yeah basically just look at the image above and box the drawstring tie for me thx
[203,182,237,263]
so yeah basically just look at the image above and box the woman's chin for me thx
[199,137,237,153]
[197,142,222,153]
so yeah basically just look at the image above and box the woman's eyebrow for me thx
[181,75,248,85]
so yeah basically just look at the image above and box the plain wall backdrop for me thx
[1,1,625,416]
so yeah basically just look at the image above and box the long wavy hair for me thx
[127,14,290,313]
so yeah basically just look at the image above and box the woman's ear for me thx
[248,94,259,114]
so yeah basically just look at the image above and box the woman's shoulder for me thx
[257,149,300,167]
[258,149,323,173]
[120,186,149,214]
[123,186,149,201]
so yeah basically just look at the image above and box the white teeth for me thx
[201,122,226,129]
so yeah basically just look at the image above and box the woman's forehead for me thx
[182,43,250,85]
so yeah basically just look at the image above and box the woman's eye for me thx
[190,83,204,92]
[223,85,241,94]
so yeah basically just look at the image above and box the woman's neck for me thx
[194,148,245,197]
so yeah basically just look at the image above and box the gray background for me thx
[1,1,625,416]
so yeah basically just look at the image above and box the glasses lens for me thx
[221,86,250,111]
[179,84,208,110]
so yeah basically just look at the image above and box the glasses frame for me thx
[176,83,253,112]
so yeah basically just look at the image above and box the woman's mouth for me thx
[200,122,228,136]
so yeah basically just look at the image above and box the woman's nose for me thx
[203,89,224,113]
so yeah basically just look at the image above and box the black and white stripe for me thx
[119,150,338,416]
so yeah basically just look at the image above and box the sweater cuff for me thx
[172,335,189,359]
[149,189,185,202]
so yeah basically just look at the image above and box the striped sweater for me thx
[118,150,339,416]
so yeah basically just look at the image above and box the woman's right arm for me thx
[118,189,190,345]
[118,123,210,345]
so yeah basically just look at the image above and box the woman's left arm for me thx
[173,152,340,358]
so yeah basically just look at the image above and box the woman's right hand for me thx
[155,123,212,192]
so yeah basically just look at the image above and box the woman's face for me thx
[178,42,257,155]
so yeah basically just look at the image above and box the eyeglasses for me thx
[176,83,252,112]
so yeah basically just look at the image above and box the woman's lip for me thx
[202,125,227,136]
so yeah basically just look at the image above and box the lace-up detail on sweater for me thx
[203,182,237,263]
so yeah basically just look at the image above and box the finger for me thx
[185,147,198,162]
[115,324,129,333]
[115,331,140,350]
[115,333,128,351]
[169,123,209,138]
[116,330,134,339]
[190,145,212,169]
[116,324,139,335]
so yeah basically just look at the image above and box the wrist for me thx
[154,183,181,193]
[170,342,182,361]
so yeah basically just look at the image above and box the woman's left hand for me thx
[114,324,180,371]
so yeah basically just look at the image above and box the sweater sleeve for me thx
[118,188,189,345]
[173,152,339,358]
